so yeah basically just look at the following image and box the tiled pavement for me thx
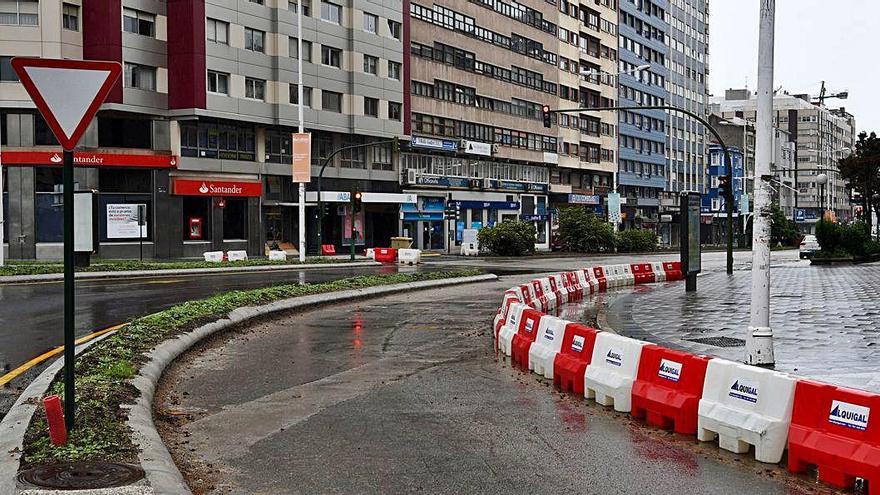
[599,263,880,393]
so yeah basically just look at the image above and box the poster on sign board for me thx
[107,204,147,239]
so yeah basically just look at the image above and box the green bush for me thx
[770,204,801,247]
[615,229,658,253]
[841,222,871,257]
[815,219,841,252]
[477,220,536,256]
[556,207,615,253]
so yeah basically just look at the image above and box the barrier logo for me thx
[571,335,585,353]
[829,400,870,431]
[728,379,759,403]
[658,359,683,382]
[524,319,534,333]
[543,326,555,342]
[605,349,623,367]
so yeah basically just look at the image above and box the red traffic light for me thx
[354,191,362,200]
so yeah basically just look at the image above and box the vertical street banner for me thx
[607,192,621,224]
[292,132,311,183]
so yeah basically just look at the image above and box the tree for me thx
[477,220,536,256]
[556,207,615,252]
[839,131,880,236]
[769,204,800,246]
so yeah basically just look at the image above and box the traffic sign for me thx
[11,58,122,151]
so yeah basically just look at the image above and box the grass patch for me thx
[20,269,481,467]
[0,257,354,277]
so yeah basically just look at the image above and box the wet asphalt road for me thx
[0,264,434,374]
[156,274,828,495]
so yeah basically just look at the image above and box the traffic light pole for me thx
[546,105,735,275]
[349,191,357,261]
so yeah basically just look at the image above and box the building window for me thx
[388,61,401,80]
[62,3,78,31]
[364,97,378,117]
[248,0,263,4]
[245,77,265,100]
[206,18,229,44]
[321,45,341,67]
[180,121,256,161]
[207,70,229,95]
[289,0,311,16]
[320,0,341,23]
[0,0,39,26]
[289,38,312,62]
[289,84,312,106]
[341,137,366,169]
[372,142,392,170]
[388,102,401,121]
[124,63,156,91]
[363,54,378,74]
[322,90,342,112]
[123,8,155,37]
[0,56,19,81]
[388,19,401,40]
[363,12,377,33]
[245,27,265,52]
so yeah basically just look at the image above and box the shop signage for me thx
[450,200,519,210]
[793,208,806,223]
[462,140,492,156]
[521,214,549,222]
[403,212,443,221]
[411,136,458,151]
[568,193,600,205]
[362,193,418,204]
[0,150,178,168]
[291,132,311,183]
[106,204,147,239]
[416,175,470,188]
[172,178,262,197]
[306,191,350,202]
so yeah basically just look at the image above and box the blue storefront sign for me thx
[403,212,444,221]
[411,136,458,152]
[521,214,549,222]
[450,200,520,210]
[794,208,806,223]
[568,193,601,205]
[415,175,471,188]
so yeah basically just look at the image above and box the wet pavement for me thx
[157,273,834,494]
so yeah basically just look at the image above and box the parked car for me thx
[799,234,820,259]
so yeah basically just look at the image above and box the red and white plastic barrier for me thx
[583,332,648,412]
[631,345,710,435]
[528,316,567,379]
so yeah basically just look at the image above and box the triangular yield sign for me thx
[11,58,121,151]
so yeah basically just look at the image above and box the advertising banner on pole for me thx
[607,192,621,224]
[292,132,311,183]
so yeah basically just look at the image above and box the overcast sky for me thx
[709,0,879,133]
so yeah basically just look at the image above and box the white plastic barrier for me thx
[583,332,648,412]
[602,265,623,287]
[651,261,666,282]
[536,278,557,311]
[365,248,375,260]
[398,248,421,265]
[460,242,479,256]
[268,250,287,261]
[494,292,521,341]
[497,303,526,355]
[227,250,248,261]
[203,251,224,263]
[618,264,635,286]
[576,270,593,294]
[697,359,796,463]
[528,316,568,379]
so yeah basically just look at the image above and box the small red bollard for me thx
[43,395,67,446]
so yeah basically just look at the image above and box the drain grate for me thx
[18,462,144,490]
[684,336,746,348]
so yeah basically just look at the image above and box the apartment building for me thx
[404,0,618,251]
[616,0,669,231]
[1,0,405,259]
[711,89,856,233]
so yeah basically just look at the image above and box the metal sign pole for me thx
[63,150,75,430]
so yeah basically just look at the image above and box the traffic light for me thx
[352,191,363,213]
[542,105,552,128]
[392,136,400,153]
[717,176,732,203]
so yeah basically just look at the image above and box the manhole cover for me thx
[18,462,144,490]
[684,336,746,348]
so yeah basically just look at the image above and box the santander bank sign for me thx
[173,178,262,197]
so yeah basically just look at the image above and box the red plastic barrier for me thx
[374,248,397,263]
[788,380,880,493]
[663,261,683,281]
[43,395,67,446]
[564,272,582,302]
[552,323,598,395]
[531,280,545,299]
[630,263,655,285]
[591,267,608,292]
[321,244,337,256]
[510,308,543,370]
[631,345,710,435]
[518,284,533,306]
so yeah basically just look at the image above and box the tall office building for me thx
[1,0,406,260]
[616,0,669,231]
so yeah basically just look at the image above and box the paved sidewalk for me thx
[602,262,880,392]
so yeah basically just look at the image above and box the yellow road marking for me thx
[0,323,126,388]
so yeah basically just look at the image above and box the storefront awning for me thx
[0,150,178,168]
[171,177,262,197]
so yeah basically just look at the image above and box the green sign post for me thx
[680,192,702,292]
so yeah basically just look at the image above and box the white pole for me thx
[0,123,5,267]
[746,0,775,365]
[296,0,306,262]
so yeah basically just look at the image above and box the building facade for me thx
[702,143,743,244]
[404,0,619,251]
[1,0,406,259]
[711,89,856,233]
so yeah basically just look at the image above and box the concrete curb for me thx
[0,261,381,284]
[1,273,497,494]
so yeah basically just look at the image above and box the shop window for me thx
[182,197,211,241]
[98,117,153,149]
[34,168,63,242]
[180,121,256,161]
[223,198,248,240]
[99,169,151,193]
[265,131,292,164]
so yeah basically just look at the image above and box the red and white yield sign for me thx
[11,58,122,151]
